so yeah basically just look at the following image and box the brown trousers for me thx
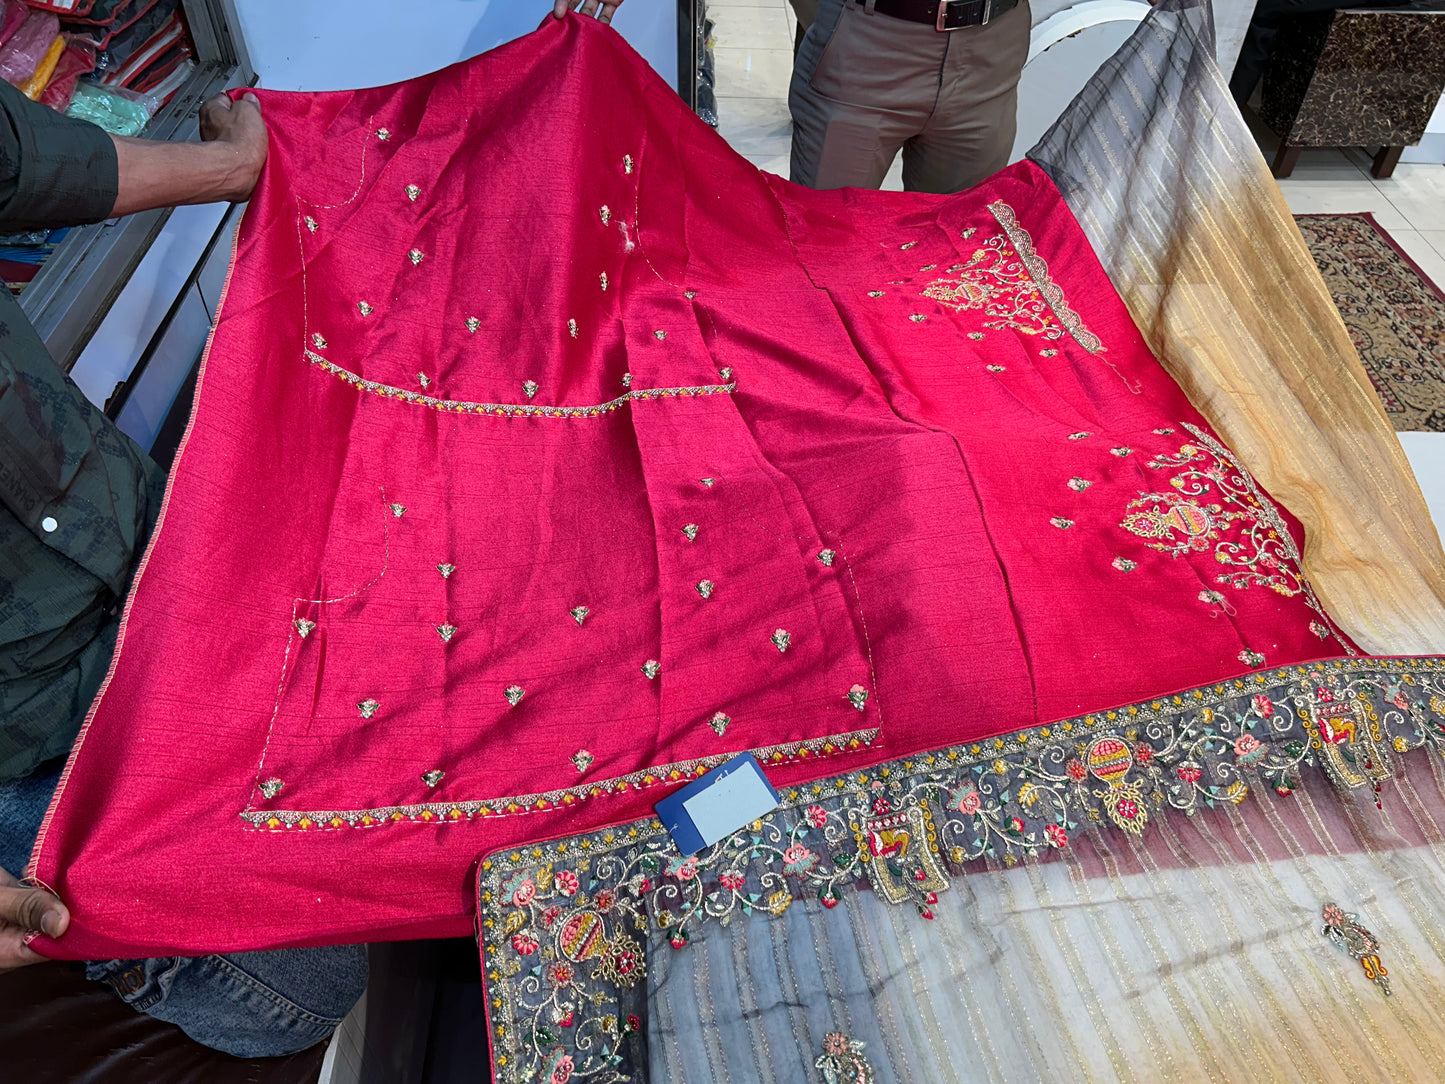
[788,0,1031,193]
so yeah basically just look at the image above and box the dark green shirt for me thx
[0,80,166,780]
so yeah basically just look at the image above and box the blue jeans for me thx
[1,762,367,1058]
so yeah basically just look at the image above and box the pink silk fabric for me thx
[30,17,1356,959]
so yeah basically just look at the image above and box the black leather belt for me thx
[859,0,1021,30]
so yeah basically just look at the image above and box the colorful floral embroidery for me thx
[1050,517,1074,529]
[569,606,590,626]
[478,658,1443,1082]
[817,1031,876,1084]
[294,618,315,638]
[1322,902,1391,995]
[311,333,327,350]
[818,549,837,567]
[640,660,660,680]
[422,769,445,788]
[622,154,634,174]
[1068,478,1092,492]
[466,316,480,333]
[599,205,611,225]
[376,127,391,141]
[571,750,594,773]
[695,580,715,600]
[437,563,456,578]
[259,778,283,799]
[681,524,698,542]
[707,712,731,736]
[405,184,420,202]
[505,685,526,707]
[436,623,457,643]
[847,685,869,711]
[522,380,539,400]
[408,249,423,266]
[357,301,373,316]
[1112,557,1137,571]
[357,698,379,719]
[771,629,791,653]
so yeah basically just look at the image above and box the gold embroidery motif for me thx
[985,201,1103,353]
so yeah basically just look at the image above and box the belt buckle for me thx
[936,0,990,30]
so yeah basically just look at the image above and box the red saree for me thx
[30,16,1363,960]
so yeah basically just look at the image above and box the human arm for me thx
[553,0,624,24]
[0,866,67,972]
[109,92,266,217]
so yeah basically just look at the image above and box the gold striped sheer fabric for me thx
[647,757,1445,1082]
[1030,0,1445,655]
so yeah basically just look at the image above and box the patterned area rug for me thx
[1297,213,1445,432]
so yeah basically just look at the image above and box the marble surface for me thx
[1263,10,1445,147]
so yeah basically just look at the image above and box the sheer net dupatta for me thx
[1029,0,1445,655]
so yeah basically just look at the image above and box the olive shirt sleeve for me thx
[0,80,164,782]
[0,77,118,230]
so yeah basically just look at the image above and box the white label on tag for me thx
[682,764,778,848]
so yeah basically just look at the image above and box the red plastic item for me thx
[38,35,94,110]
[0,10,59,88]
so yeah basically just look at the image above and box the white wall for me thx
[227,0,678,93]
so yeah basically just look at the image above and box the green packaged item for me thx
[64,80,156,137]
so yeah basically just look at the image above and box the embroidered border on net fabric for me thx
[305,350,737,418]
[238,726,879,830]
[476,656,1445,1083]
[986,200,1104,355]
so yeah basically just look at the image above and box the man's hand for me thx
[0,866,68,973]
[554,0,624,24]
[198,92,267,204]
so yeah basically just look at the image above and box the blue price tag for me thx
[655,753,780,855]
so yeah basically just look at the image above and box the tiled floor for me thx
[704,0,1445,535]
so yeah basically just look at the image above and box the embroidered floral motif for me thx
[389,502,406,518]
[478,659,1445,1083]
[311,333,327,350]
[641,660,660,680]
[1050,517,1074,529]
[437,563,455,578]
[357,301,373,316]
[259,778,283,799]
[1322,903,1391,995]
[405,184,420,202]
[417,372,431,388]
[1111,446,1131,457]
[707,712,731,736]
[422,769,445,788]
[681,524,698,542]
[900,241,916,250]
[620,373,632,388]
[1199,590,1225,605]
[408,249,423,265]
[571,750,595,773]
[771,629,791,653]
[969,332,986,341]
[908,314,926,323]
[986,364,1005,372]
[1122,427,1343,646]
[848,685,869,711]
[357,698,380,719]
[818,549,837,567]
[1153,427,1176,435]
[962,226,977,239]
[599,205,611,225]
[985,202,1104,353]
[718,367,733,382]
[599,272,608,291]
[696,580,715,600]
[1068,478,1092,492]
[867,290,884,298]
[817,1031,876,1084]
[1068,432,1090,440]
[653,330,667,341]
[1041,349,1059,358]
[505,685,526,707]
[437,624,457,643]
[294,618,315,638]
[570,606,590,626]
[568,319,578,339]
[1310,621,1330,639]
[376,127,391,140]
[684,290,696,299]
[1239,649,1266,667]
[1112,557,1137,571]
[466,316,480,333]
[304,216,318,232]
[623,154,634,174]
[522,380,539,400]
[700,478,716,487]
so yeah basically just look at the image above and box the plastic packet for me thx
[40,38,98,111]
[64,78,158,136]
[0,11,60,88]
[19,34,65,100]
[0,2,27,50]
